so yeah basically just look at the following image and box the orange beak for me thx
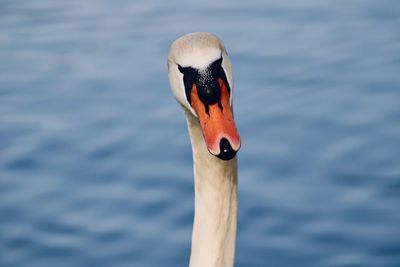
[190,78,241,160]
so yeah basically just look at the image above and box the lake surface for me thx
[1,0,399,266]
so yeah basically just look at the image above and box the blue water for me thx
[1,1,400,266]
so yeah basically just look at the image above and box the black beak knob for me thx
[217,138,237,161]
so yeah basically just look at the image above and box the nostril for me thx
[217,138,237,161]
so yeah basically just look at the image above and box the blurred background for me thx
[1,0,399,266]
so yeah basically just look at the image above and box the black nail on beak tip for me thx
[217,138,237,161]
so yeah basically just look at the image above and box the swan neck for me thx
[184,108,238,267]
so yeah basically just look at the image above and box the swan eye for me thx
[177,64,195,75]
[210,56,223,68]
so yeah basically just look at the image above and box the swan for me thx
[167,32,241,267]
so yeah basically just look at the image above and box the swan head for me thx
[167,32,241,160]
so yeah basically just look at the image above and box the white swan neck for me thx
[184,109,238,267]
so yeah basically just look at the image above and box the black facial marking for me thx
[178,57,231,114]
[178,64,197,105]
